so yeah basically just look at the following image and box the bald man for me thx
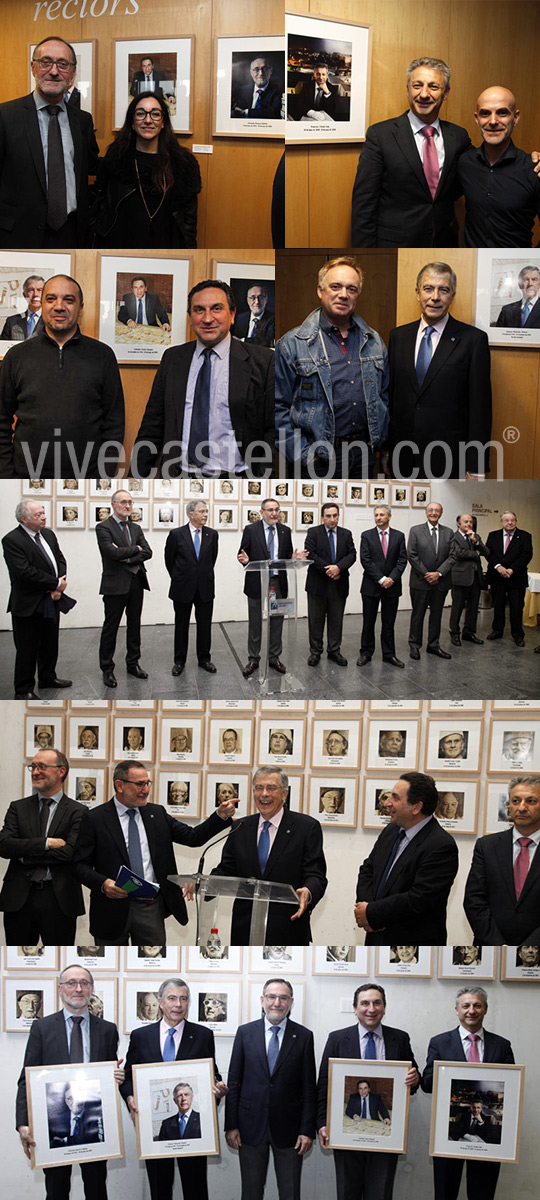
[458,86,540,246]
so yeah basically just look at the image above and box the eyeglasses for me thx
[263,993,291,1004]
[253,784,281,793]
[27,762,59,771]
[134,109,163,122]
[33,57,75,73]
[124,779,152,789]
[61,980,93,990]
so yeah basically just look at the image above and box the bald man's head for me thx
[474,86,519,156]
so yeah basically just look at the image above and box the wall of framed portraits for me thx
[0,953,537,1199]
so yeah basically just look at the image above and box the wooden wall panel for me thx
[275,248,397,349]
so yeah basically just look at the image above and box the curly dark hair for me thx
[109,94,194,194]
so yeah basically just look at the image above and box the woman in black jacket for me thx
[91,94,201,248]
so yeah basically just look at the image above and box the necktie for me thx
[504,532,511,554]
[194,529,200,558]
[258,820,271,872]
[431,525,438,555]
[470,1118,477,1130]
[364,1030,376,1059]
[137,299,143,324]
[119,520,131,544]
[255,89,263,109]
[70,1015,84,1063]
[521,302,531,327]
[328,529,336,563]
[315,87,322,109]
[30,796,53,882]
[46,105,68,230]
[514,836,533,899]
[267,1025,280,1073]
[421,124,439,197]
[127,808,144,879]
[188,348,213,467]
[179,1114,187,1137]
[362,1098,367,1118]
[250,316,259,340]
[27,312,37,337]
[416,325,434,387]
[467,1033,480,1062]
[267,524,275,558]
[376,828,407,897]
[163,1027,177,1061]
[380,529,388,558]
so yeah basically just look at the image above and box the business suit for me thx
[485,527,533,640]
[496,297,540,327]
[2,523,71,696]
[96,515,152,674]
[165,522,218,668]
[0,312,43,340]
[0,791,85,944]
[305,523,356,657]
[234,81,282,119]
[158,1109,201,1139]
[0,93,99,248]
[388,314,492,477]
[449,529,489,638]
[118,291,170,327]
[422,1026,514,1200]
[464,828,540,944]
[233,309,275,347]
[225,1015,316,1200]
[407,521,455,651]
[49,1098,104,1146]
[345,1091,390,1121]
[121,1018,221,1200]
[449,1108,500,1144]
[359,525,407,660]
[351,111,470,247]
[295,79,338,120]
[131,337,275,476]
[211,809,327,944]
[318,1022,419,1200]
[74,799,229,942]
[130,68,166,96]
[356,816,459,944]
[239,518,294,665]
[16,1008,118,1200]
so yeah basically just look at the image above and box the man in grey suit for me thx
[407,500,455,659]
[496,265,540,327]
[0,275,44,340]
[449,513,489,646]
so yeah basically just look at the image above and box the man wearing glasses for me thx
[15,963,123,1200]
[0,750,85,945]
[73,762,236,945]
[0,36,99,248]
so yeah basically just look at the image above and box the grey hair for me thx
[262,977,293,997]
[373,503,392,516]
[253,766,289,789]
[23,274,45,292]
[407,57,451,89]
[173,1082,193,1098]
[500,511,517,521]
[518,265,540,284]
[15,499,43,522]
[509,775,540,792]
[416,262,457,293]
[59,964,94,987]
[157,978,190,1003]
[186,498,208,516]
[455,984,488,1005]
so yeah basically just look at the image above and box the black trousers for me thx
[490,579,526,639]
[433,1156,500,1200]
[99,573,145,671]
[145,1153,208,1200]
[360,591,400,658]
[333,1148,398,1200]
[3,881,76,946]
[173,593,213,665]
[307,590,347,654]
[11,611,59,694]
[43,1161,107,1200]
[408,586,448,649]
[449,579,481,635]
[42,213,78,249]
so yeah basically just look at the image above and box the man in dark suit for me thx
[0,36,99,248]
[96,489,152,689]
[48,1084,104,1147]
[496,264,540,326]
[157,1082,201,1140]
[165,498,218,675]
[232,56,282,119]
[118,276,171,330]
[233,284,275,346]
[422,986,514,1200]
[317,983,420,1200]
[74,762,235,945]
[357,504,407,668]
[345,1080,390,1123]
[464,775,540,944]
[407,500,455,659]
[294,63,338,120]
[211,766,327,944]
[2,498,74,698]
[0,749,85,945]
[121,976,228,1200]
[449,513,489,646]
[130,56,166,96]
[355,772,459,945]
[131,279,274,477]
[351,56,470,246]
[225,976,316,1200]
[449,1098,500,1144]
[0,275,44,340]
[16,962,121,1200]
[304,502,356,667]
[238,497,306,677]
[485,510,533,646]
[388,262,492,477]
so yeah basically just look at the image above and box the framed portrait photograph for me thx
[159,717,204,764]
[326,1059,411,1153]
[476,251,540,347]
[124,946,180,972]
[438,946,496,980]
[25,714,64,758]
[152,501,180,530]
[308,774,358,827]
[432,780,479,835]
[258,718,306,767]
[390,484,410,507]
[132,1058,219,1159]
[296,480,320,504]
[242,503,263,527]
[98,254,190,364]
[189,981,241,1036]
[55,478,86,499]
[368,483,389,506]
[285,12,371,145]
[376,946,433,977]
[411,483,431,507]
[500,944,540,980]
[488,720,540,773]
[91,500,112,526]
[30,39,95,112]
[272,479,293,502]
[72,767,108,810]
[249,945,305,973]
[3,976,57,1032]
[55,500,85,529]
[4,945,58,970]
[71,947,118,971]
[186,943,242,972]
[213,477,240,501]
[366,719,419,772]
[345,481,366,505]
[312,946,369,976]
[86,978,118,1025]
[212,260,275,349]
[425,720,483,774]
[248,980,305,1023]
[362,777,394,829]
[430,1061,524,1164]
[113,36,193,132]
[124,980,162,1033]
[207,718,254,767]
[203,773,251,820]
[311,719,360,769]
[212,504,240,531]
[244,478,268,501]
[153,478,180,500]
[156,770,202,819]
[67,716,108,762]
[0,252,72,358]
[483,780,513,834]
[125,477,150,499]
[321,480,344,505]
[214,36,285,138]
[112,716,155,763]
[22,479,53,497]
[296,507,317,532]
[26,1061,123,1169]
[89,478,114,498]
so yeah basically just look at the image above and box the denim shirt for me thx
[275,308,389,465]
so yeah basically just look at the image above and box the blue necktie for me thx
[26,312,37,337]
[375,828,407,898]
[194,529,200,558]
[188,348,213,467]
[267,525,275,558]
[362,1098,367,1118]
[521,302,531,327]
[163,1027,176,1061]
[250,316,259,339]
[179,1114,187,1137]
[127,809,144,878]
[328,529,336,563]
[254,89,264,110]
[258,820,271,872]
[364,1031,376,1060]
[267,1025,280,1073]
[137,299,143,324]
[416,325,434,387]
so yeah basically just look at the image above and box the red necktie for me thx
[380,529,388,558]
[504,532,511,554]
[514,837,533,899]
[467,1033,480,1062]
[421,125,439,198]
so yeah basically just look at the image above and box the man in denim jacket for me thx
[275,257,389,478]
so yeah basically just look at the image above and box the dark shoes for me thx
[426,647,452,659]
[450,634,461,646]
[127,664,148,678]
[15,691,39,699]
[409,647,420,660]
[199,661,217,673]
[487,631,503,640]
[383,656,405,668]
[242,661,258,677]
[103,671,117,688]
[357,654,371,666]
[328,652,348,666]
[39,677,72,688]
[513,637,525,647]
[172,663,185,676]
[462,633,483,644]
[269,658,286,674]
[308,653,320,666]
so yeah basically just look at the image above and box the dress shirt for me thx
[20,523,59,576]
[264,1014,287,1055]
[388,814,434,872]
[33,91,77,217]
[407,109,445,174]
[357,1022,386,1059]
[183,334,244,475]
[133,295,148,324]
[512,825,540,868]
[458,1024,485,1061]
[112,797,158,885]
[62,1006,91,1061]
[257,805,285,855]
[188,521,202,546]
[319,311,367,438]
[249,83,271,110]
[159,1017,185,1057]
[377,525,392,584]
[414,313,450,365]
[459,140,540,247]
[35,789,63,878]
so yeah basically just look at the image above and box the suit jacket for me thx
[130,69,166,96]
[351,111,470,247]
[317,1023,419,1129]
[388,315,492,475]
[0,93,99,247]
[235,81,282,119]
[233,310,275,347]
[2,525,66,616]
[49,1098,104,1146]
[225,1016,316,1148]
[120,1018,222,1106]
[305,523,356,599]
[211,810,327,945]
[131,338,275,477]
[464,828,540,944]
[345,1090,390,1121]
[356,817,459,944]
[485,528,533,590]
[421,1026,514,1095]
[0,792,85,921]
[165,523,218,604]
[239,519,294,600]
[96,515,152,596]
[407,522,455,593]
[450,1108,500,1144]
[360,526,407,598]
[118,292,169,327]
[73,801,231,939]
[16,1009,119,1127]
[496,298,540,328]
[158,1109,201,1140]
[0,313,43,341]
[450,530,489,587]
[296,80,338,120]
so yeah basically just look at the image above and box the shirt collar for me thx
[458,1023,484,1045]
[408,109,442,137]
[265,1016,287,1033]
[195,332,231,359]
[34,90,68,115]
[258,805,285,831]
[36,789,63,803]
[473,138,517,164]
[62,1005,89,1022]
[512,826,540,846]
[418,313,450,337]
